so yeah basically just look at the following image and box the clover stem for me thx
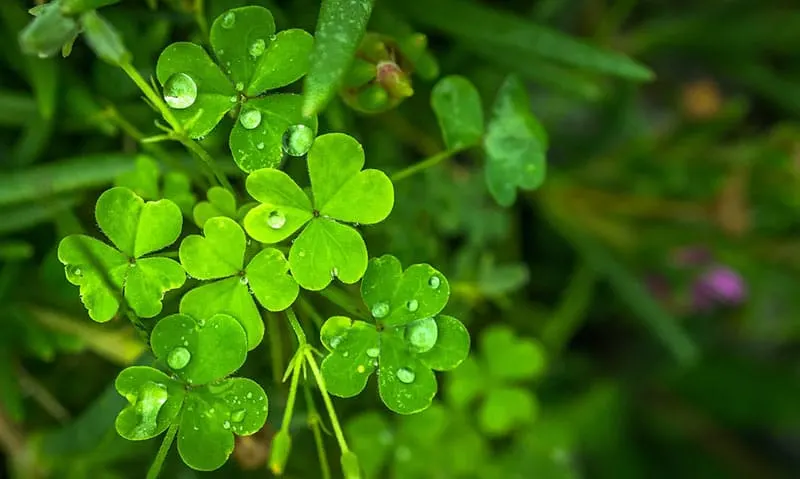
[303,350,350,454]
[390,148,463,183]
[285,307,307,346]
[177,135,235,193]
[303,381,332,479]
[266,312,285,384]
[279,351,304,433]
[297,296,325,329]
[146,423,178,479]
[318,287,369,321]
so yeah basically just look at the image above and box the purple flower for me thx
[692,265,747,311]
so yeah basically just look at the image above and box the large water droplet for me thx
[167,347,191,370]
[131,382,169,437]
[281,124,315,157]
[405,317,438,353]
[428,275,441,289]
[267,210,286,229]
[366,347,379,358]
[406,299,419,312]
[239,109,261,129]
[372,301,389,319]
[396,367,415,384]
[221,12,236,29]
[249,39,266,58]
[163,73,197,110]
[231,409,246,422]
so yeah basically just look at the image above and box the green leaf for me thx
[481,325,546,381]
[248,29,314,95]
[484,75,548,207]
[114,155,160,200]
[431,75,484,150]
[320,316,379,397]
[178,378,268,471]
[156,42,237,139]
[303,0,377,116]
[209,6,276,90]
[163,172,197,216]
[244,168,314,244]
[96,186,183,258]
[180,278,263,350]
[479,387,538,436]
[193,186,238,228]
[229,94,318,172]
[79,10,131,66]
[289,218,367,291]
[417,315,470,371]
[114,366,185,441]
[446,358,485,409]
[18,1,79,58]
[151,313,247,386]
[124,257,186,318]
[180,217,245,279]
[246,248,299,311]
[378,330,437,414]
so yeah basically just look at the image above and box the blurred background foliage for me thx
[2,0,800,477]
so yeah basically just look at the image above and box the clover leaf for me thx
[318,255,469,414]
[115,313,268,471]
[192,186,255,228]
[244,133,394,291]
[446,324,546,436]
[155,6,317,172]
[431,75,484,151]
[114,155,197,216]
[179,216,299,350]
[57,187,185,322]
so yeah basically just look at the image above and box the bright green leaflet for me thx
[57,187,185,322]
[114,156,196,216]
[431,75,484,150]
[303,0,377,116]
[484,75,548,207]
[155,6,316,172]
[319,255,470,414]
[115,316,268,471]
[244,133,394,291]
[192,186,255,228]
[446,325,546,436]
[179,217,299,350]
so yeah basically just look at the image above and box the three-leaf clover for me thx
[179,217,299,350]
[446,324,546,436]
[244,133,394,291]
[155,6,317,172]
[192,186,255,228]
[319,255,470,414]
[115,313,268,471]
[114,155,197,216]
[58,187,185,322]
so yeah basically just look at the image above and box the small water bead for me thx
[281,124,315,157]
[163,73,197,109]
[357,365,365,373]
[246,392,253,399]
[249,39,266,58]
[372,301,390,319]
[342,351,350,358]
[396,367,415,384]
[231,409,246,422]
[428,275,441,289]
[223,420,231,430]
[221,11,236,29]
[235,81,245,92]
[366,347,379,358]
[239,109,261,129]
[267,210,286,229]
[239,276,249,285]
[256,142,265,150]
[229,96,238,103]
[329,336,343,349]
[197,318,206,327]
[406,299,419,312]
[167,347,191,370]
[405,317,439,353]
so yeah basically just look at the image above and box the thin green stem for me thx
[266,312,285,384]
[304,350,349,453]
[194,0,209,41]
[178,136,235,192]
[285,307,307,346]
[390,149,461,182]
[303,382,332,479]
[146,423,178,479]
[279,352,304,433]
[297,295,325,329]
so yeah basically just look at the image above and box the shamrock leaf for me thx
[179,216,299,349]
[115,314,268,471]
[431,75,484,150]
[484,75,548,206]
[319,255,469,414]
[155,6,317,172]
[446,325,546,436]
[244,133,394,291]
[192,186,255,228]
[58,187,185,322]
[114,156,197,216]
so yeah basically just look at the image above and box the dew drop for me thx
[167,347,191,370]
[163,73,197,109]
[235,81,245,92]
[357,365,365,373]
[221,11,235,29]
[405,317,439,353]
[130,382,168,437]
[239,275,249,285]
[396,368,415,384]
[281,124,315,157]
[223,420,231,430]
[372,301,389,319]
[231,409,246,422]
[366,347,379,358]
[256,142,265,150]
[329,336,343,349]
[239,109,261,129]
[246,392,253,399]
[406,299,419,312]
[428,275,441,289]
[267,210,286,229]
[249,38,266,58]
[197,318,206,327]
[229,95,238,103]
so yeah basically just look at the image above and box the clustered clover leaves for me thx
[114,155,197,216]
[115,313,268,471]
[244,133,394,291]
[192,186,254,228]
[156,5,317,172]
[58,186,185,322]
[319,255,470,414]
[446,325,547,436]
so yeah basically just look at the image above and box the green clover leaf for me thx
[57,187,185,322]
[114,156,197,216]
[115,314,268,471]
[446,324,546,436]
[179,216,299,349]
[431,75,484,151]
[155,6,317,172]
[192,186,255,228]
[319,255,469,414]
[244,133,394,291]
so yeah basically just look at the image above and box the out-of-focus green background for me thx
[2,0,800,477]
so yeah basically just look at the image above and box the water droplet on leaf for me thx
[221,12,235,29]
[249,39,266,58]
[231,409,246,422]
[223,420,231,429]
[329,336,342,349]
[163,73,197,109]
[256,142,264,150]
[428,275,441,289]
[406,299,419,312]
[167,347,191,370]
[239,276,249,285]
[405,317,438,353]
[281,124,315,157]
[372,301,389,318]
[366,347,379,358]
[357,365,365,373]
[239,109,261,129]
[396,368,415,384]
[235,81,244,91]
[267,210,286,229]
[131,382,168,437]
